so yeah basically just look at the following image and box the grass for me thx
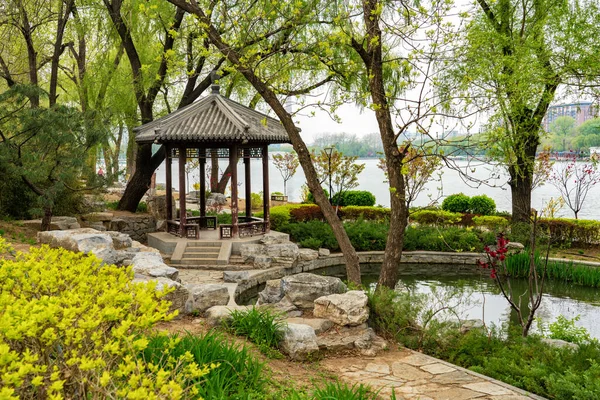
[283,381,388,400]
[229,308,286,355]
[142,331,267,399]
[505,251,600,288]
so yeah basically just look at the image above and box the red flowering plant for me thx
[477,216,550,337]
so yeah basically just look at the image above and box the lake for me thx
[155,155,600,220]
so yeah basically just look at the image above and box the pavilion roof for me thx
[134,90,291,145]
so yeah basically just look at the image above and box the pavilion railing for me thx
[219,217,268,239]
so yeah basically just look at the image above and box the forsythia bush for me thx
[0,238,212,399]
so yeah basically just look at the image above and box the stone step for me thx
[186,241,222,248]
[228,255,245,264]
[185,246,221,253]
[183,252,219,259]
[172,257,225,265]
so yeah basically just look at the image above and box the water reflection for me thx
[325,264,600,338]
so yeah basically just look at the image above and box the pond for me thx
[242,263,600,339]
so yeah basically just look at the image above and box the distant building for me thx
[542,102,597,132]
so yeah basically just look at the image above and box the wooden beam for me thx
[165,145,172,221]
[179,145,187,236]
[244,149,251,218]
[200,148,206,217]
[262,144,270,232]
[230,145,239,237]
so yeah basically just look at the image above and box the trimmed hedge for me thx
[332,190,376,206]
[340,206,390,222]
[442,193,471,213]
[538,218,600,247]
[469,195,496,215]
[472,215,510,230]
[411,209,462,225]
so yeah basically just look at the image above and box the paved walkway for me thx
[320,348,544,400]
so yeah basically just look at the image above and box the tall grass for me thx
[505,251,600,288]
[229,307,286,351]
[142,332,267,399]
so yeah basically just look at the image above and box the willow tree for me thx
[443,0,600,223]
[167,0,363,284]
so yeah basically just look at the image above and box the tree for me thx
[444,0,600,223]
[378,145,443,213]
[549,152,600,219]
[272,152,299,196]
[312,149,365,205]
[166,0,364,284]
[549,116,576,152]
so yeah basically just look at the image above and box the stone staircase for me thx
[170,241,232,268]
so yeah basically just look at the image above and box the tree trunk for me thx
[509,170,532,224]
[216,164,232,194]
[41,205,53,232]
[117,145,165,211]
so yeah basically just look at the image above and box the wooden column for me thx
[262,144,270,232]
[165,145,172,221]
[230,145,239,237]
[178,145,187,236]
[200,148,206,218]
[244,149,252,218]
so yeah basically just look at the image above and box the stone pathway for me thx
[320,348,545,400]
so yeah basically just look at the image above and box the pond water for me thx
[241,264,600,339]
[155,156,600,220]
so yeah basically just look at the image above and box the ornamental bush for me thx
[469,195,496,215]
[441,193,471,213]
[332,190,376,206]
[0,239,211,399]
[410,209,462,225]
[472,215,510,230]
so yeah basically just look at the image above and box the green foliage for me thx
[306,187,329,204]
[441,193,471,213]
[469,195,496,215]
[344,219,389,251]
[0,240,215,399]
[251,193,262,210]
[505,251,600,288]
[548,316,592,345]
[310,381,380,400]
[472,216,510,231]
[106,200,147,213]
[332,190,376,206]
[300,237,322,250]
[403,226,488,252]
[340,206,390,222]
[142,332,267,399]
[410,209,462,225]
[228,308,286,352]
[538,218,600,247]
[282,220,340,251]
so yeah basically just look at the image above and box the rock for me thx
[317,326,387,355]
[265,243,299,267]
[259,296,300,317]
[318,248,330,257]
[131,252,179,281]
[285,318,333,334]
[223,271,250,283]
[207,193,228,206]
[281,273,347,309]
[256,279,283,305]
[81,212,114,222]
[280,323,319,361]
[260,233,290,245]
[185,284,230,314]
[205,305,251,327]
[460,319,485,334]
[106,231,133,249]
[313,291,369,326]
[146,195,176,220]
[298,248,319,261]
[131,241,160,253]
[240,244,265,262]
[507,242,525,250]
[89,223,107,231]
[541,338,579,350]
[254,255,272,269]
[91,247,119,265]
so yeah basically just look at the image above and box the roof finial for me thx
[210,70,221,95]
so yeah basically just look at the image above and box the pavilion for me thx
[135,79,290,239]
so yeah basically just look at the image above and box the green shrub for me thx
[229,308,286,352]
[282,220,339,251]
[332,190,376,206]
[143,332,267,399]
[310,381,380,400]
[403,226,486,252]
[472,215,510,230]
[538,218,600,247]
[289,204,324,222]
[300,237,322,250]
[442,193,471,213]
[548,315,592,345]
[345,219,389,251]
[469,195,496,215]
[340,206,390,222]
[410,209,462,225]
[306,187,329,204]
[251,192,262,209]
[0,240,208,399]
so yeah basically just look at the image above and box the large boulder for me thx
[146,195,176,220]
[132,276,189,314]
[106,231,133,250]
[317,325,387,356]
[207,193,227,207]
[185,284,230,314]
[205,305,251,327]
[260,233,290,245]
[256,279,284,305]
[297,248,319,262]
[280,323,319,361]
[313,290,369,326]
[265,243,299,267]
[239,244,265,263]
[131,252,179,281]
[23,216,80,231]
[37,229,118,264]
[281,273,347,309]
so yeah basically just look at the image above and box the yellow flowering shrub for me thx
[0,239,211,399]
